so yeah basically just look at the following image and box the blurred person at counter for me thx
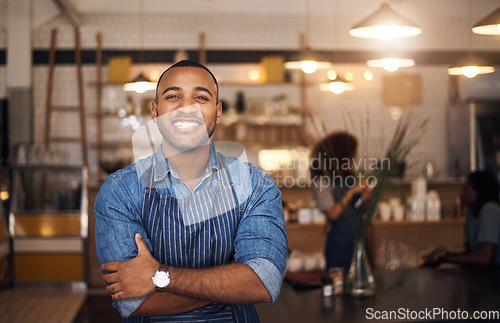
[310,131,372,273]
[94,60,287,322]
[423,170,500,267]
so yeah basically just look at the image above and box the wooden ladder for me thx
[43,28,88,167]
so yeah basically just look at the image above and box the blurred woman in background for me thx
[423,170,500,266]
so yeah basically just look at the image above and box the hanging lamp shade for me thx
[284,48,332,74]
[367,57,415,72]
[319,75,355,94]
[472,7,500,35]
[447,53,495,78]
[349,3,421,41]
[123,72,157,93]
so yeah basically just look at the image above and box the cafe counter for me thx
[256,267,500,322]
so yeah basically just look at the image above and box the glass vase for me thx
[345,238,376,297]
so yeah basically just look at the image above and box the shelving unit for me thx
[9,165,88,283]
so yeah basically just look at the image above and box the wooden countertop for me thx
[256,267,500,322]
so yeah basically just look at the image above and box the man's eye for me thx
[195,96,209,101]
[166,94,180,100]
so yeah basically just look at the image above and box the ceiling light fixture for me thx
[319,74,355,95]
[284,47,332,74]
[123,72,156,93]
[123,0,156,93]
[447,53,495,78]
[367,57,415,72]
[472,6,500,35]
[448,0,495,78]
[349,2,421,41]
[284,0,332,74]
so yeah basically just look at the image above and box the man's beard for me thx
[156,105,217,153]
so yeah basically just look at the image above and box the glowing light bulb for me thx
[364,71,374,81]
[0,190,9,201]
[300,60,318,74]
[329,82,346,94]
[374,25,399,41]
[134,81,149,94]
[382,58,400,72]
[248,70,260,81]
[327,70,337,80]
[462,66,479,78]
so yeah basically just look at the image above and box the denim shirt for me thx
[465,201,500,265]
[95,144,288,321]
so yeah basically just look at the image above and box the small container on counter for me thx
[329,266,344,295]
[321,275,333,297]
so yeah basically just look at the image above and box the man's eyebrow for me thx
[161,86,181,96]
[194,86,213,98]
[161,86,214,98]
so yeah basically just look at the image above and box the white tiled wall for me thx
[25,9,497,181]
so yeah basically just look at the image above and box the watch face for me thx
[154,271,170,288]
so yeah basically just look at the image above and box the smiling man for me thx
[94,60,288,322]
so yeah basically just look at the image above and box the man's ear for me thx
[151,102,158,122]
[216,101,222,124]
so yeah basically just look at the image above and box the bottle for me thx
[321,275,333,297]
[235,91,246,113]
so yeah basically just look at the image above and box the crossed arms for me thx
[94,170,288,317]
[101,233,272,317]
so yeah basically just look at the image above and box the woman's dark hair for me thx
[310,131,358,179]
[468,170,500,213]
[155,59,219,102]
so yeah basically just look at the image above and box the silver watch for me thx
[152,265,170,291]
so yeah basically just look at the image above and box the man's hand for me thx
[102,233,160,301]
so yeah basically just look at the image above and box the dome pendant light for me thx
[123,72,156,93]
[123,0,156,93]
[349,2,421,41]
[285,0,332,74]
[284,46,332,74]
[319,74,355,95]
[448,0,495,78]
[447,53,495,78]
[472,6,500,35]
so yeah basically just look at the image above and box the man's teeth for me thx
[174,121,199,129]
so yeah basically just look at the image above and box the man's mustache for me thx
[159,111,205,124]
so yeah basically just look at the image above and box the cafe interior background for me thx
[0,0,500,321]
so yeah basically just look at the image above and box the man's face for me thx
[152,67,222,152]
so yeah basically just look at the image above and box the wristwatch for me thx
[152,264,170,292]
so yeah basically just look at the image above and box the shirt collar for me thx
[153,143,219,182]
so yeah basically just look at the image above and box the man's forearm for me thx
[167,262,272,304]
[132,292,212,317]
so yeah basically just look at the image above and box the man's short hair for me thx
[155,60,219,102]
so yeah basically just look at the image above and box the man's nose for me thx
[177,102,201,114]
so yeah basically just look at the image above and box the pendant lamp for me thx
[472,6,500,35]
[123,0,156,93]
[285,0,332,74]
[349,2,421,41]
[123,73,156,93]
[319,74,355,95]
[367,57,415,72]
[447,53,495,78]
[448,0,495,78]
[284,47,332,74]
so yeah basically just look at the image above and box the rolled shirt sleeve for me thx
[94,170,152,317]
[233,170,288,303]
